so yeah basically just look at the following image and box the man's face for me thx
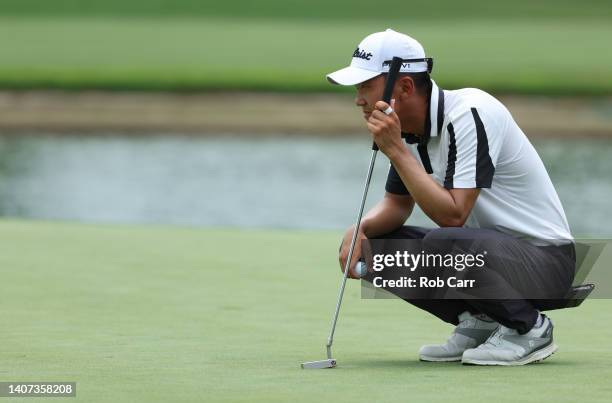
[354,75,386,121]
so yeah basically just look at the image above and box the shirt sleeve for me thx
[385,162,410,195]
[443,107,503,189]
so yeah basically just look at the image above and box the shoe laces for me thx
[483,325,515,347]
[457,317,476,329]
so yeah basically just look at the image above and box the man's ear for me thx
[398,76,415,96]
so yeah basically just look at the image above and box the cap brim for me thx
[326,66,381,86]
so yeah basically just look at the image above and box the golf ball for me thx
[354,261,367,278]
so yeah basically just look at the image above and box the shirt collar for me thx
[402,79,445,144]
[429,79,445,139]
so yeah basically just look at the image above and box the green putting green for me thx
[1,219,610,402]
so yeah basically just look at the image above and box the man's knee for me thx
[378,225,430,240]
[423,227,466,241]
[423,227,499,256]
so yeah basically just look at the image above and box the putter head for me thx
[301,359,336,369]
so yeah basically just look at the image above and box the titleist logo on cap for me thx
[353,47,373,60]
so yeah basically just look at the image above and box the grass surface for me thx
[0,17,610,94]
[1,219,611,402]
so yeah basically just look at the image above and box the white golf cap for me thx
[326,28,430,86]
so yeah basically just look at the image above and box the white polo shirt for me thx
[385,80,572,242]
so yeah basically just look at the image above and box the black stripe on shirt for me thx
[471,107,495,188]
[437,88,445,136]
[444,122,457,189]
[385,163,410,195]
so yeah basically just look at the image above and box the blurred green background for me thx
[2,0,610,19]
[0,0,610,94]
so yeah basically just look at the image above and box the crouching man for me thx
[329,29,575,365]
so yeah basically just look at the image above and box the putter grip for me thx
[372,56,403,151]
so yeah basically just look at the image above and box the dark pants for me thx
[375,226,576,334]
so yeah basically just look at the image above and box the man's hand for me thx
[366,99,404,158]
[338,225,368,279]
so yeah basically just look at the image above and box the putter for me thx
[302,56,404,369]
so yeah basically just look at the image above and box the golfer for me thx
[330,29,575,365]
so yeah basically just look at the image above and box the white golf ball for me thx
[354,261,367,278]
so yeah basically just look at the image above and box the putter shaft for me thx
[325,149,378,359]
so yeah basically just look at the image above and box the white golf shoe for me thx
[419,311,499,362]
[461,314,557,366]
